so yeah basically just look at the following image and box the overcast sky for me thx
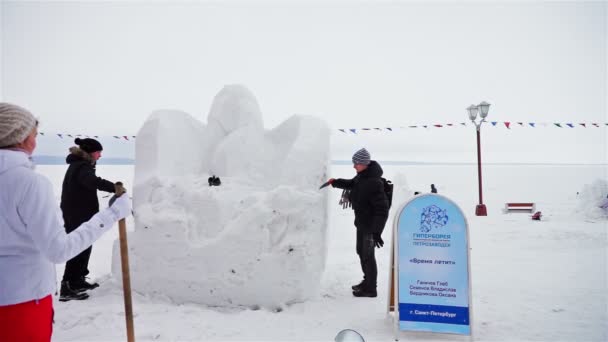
[1,1,606,163]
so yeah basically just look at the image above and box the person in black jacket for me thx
[327,148,389,297]
[59,138,117,301]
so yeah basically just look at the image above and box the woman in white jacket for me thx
[0,103,132,341]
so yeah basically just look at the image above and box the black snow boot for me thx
[59,281,89,302]
[352,287,377,298]
[71,277,99,292]
[351,280,365,291]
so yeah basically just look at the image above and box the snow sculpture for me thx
[112,85,331,308]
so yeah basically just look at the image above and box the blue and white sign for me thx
[394,194,472,335]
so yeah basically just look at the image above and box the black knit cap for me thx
[75,138,103,153]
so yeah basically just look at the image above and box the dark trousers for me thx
[62,222,92,282]
[356,229,377,290]
[62,246,92,282]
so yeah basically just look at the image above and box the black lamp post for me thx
[467,101,491,216]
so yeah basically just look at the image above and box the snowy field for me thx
[37,163,607,342]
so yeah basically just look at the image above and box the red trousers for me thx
[0,295,53,342]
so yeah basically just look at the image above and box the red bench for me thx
[504,202,536,213]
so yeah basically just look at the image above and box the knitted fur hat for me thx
[75,137,103,153]
[0,103,37,148]
[352,148,371,165]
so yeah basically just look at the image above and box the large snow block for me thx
[112,85,331,308]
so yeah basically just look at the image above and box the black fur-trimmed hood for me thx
[66,146,95,165]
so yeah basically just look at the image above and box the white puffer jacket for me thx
[0,149,120,306]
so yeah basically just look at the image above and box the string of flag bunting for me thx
[37,121,608,140]
[339,121,607,134]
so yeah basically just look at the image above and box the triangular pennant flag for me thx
[592,123,599,127]
[409,125,417,128]
[132,136,136,139]
[554,123,562,128]
[447,123,453,127]
[349,129,357,134]
[434,124,443,128]
[423,125,428,128]
[39,132,45,136]
[113,136,120,139]
[491,121,497,126]
[362,128,371,131]
[76,134,82,137]
[517,122,523,126]
[57,134,63,138]
[529,123,536,127]
[123,136,129,140]
[67,134,73,138]
[566,123,574,128]
[338,129,346,133]
[580,123,586,127]
[373,128,381,131]
[94,135,99,138]
[504,122,511,129]
[460,122,467,126]
[386,127,393,131]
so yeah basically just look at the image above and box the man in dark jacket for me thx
[328,148,389,297]
[60,138,117,301]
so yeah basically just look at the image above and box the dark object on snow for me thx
[431,184,437,193]
[531,211,542,220]
[208,175,221,186]
[414,191,421,196]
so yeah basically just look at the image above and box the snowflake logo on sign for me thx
[420,205,449,232]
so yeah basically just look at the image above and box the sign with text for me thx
[395,194,471,335]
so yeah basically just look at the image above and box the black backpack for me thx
[382,177,394,208]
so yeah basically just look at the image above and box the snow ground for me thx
[37,163,607,342]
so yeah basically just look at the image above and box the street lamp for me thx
[467,101,491,216]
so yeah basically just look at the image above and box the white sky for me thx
[1,1,607,163]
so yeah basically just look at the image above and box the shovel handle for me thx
[118,218,135,342]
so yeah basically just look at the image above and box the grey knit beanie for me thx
[352,148,371,165]
[0,103,37,148]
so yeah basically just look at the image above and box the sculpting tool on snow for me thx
[319,180,332,189]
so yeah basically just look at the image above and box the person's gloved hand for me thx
[328,178,335,185]
[110,182,127,207]
[373,233,384,248]
[114,181,126,196]
[108,194,132,221]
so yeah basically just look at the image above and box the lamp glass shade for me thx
[479,101,490,118]
[467,105,478,121]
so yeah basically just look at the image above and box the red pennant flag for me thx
[434,124,443,128]
[123,136,129,141]
[504,122,511,129]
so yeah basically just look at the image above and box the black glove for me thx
[373,233,384,248]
